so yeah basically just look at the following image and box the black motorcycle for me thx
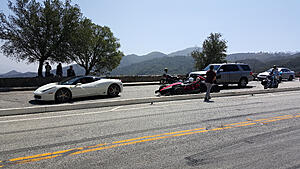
[261,75,279,89]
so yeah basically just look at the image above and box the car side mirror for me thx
[75,83,82,87]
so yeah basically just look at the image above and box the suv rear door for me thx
[225,64,241,83]
[239,64,253,81]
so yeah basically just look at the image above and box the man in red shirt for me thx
[204,65,216,102]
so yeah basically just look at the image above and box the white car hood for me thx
[35,82,58,92]
[258,72,270,76]
[190,71,207,75]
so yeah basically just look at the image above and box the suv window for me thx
[221,65,239,72]
[240,65,251,71]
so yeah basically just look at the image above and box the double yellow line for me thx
[1,113,300,167]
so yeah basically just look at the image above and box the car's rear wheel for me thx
[55,88,71,103]
[238,78,248,88]
[107,84,120,97]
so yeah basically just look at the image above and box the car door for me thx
[216,65,229,84]
[227,65,242,83]
[279,69,285,79]
[70,77,94,97]
[79,77,99,96]
[69,78,87,97]
[284,68,292,79]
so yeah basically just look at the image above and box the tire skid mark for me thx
[185,124,300,166]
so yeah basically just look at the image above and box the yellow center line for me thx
[2,113,300,167]
[112,127,206,144]
[15,155,61,164]
[9,148,81,162]
[233,123,257,127]
[224,121,253,126]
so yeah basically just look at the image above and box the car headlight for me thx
[41,87,56,93]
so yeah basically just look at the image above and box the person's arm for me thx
[213,72,217,81]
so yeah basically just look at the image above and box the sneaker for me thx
[204,98,209,102]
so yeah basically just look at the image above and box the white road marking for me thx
[110,106,122,111]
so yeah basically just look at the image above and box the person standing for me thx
[270,65,279,83]
[56,63,63,77]
[67,66,76,77]
[204,65,216,102]
[45,62,52,77]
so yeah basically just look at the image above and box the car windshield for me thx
[59,77,82,85]
[266,68,273,72]
[203,65,220,71]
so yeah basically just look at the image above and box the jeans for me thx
[205,83,213,100]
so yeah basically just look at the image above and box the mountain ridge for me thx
[1,47,299,77]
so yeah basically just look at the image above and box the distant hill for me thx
[0,70,37,78]
[227,52,293,62]
[118,47,201,68]
[1,48,299,77]
[111,51,300,75]
[118,52,167,68]
[234,53,300,73]
[168,47,201,57]
[110,55,195,75]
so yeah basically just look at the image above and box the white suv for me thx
[189,63,253,87]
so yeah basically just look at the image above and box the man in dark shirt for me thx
[56,63,63,77]
[45,62,52,77]
[67,66,76,77]
[204,65,216,102]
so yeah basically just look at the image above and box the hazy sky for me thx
[0,0,299,73]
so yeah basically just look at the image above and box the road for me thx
[0,80,299,109]
[1,90,300,168]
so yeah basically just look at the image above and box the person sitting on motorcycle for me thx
[270,65,279,84]
[188,77,194,83]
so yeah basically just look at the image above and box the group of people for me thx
[44,62,76,78]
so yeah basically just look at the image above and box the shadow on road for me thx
[28,95,121,105]
[220,85,255,90]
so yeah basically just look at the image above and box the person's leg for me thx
[205,83,212,101]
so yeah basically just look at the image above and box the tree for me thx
[0,0,81,77]
[69,18,123,75]
[192,33,227,70]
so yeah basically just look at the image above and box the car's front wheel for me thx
[55,88,72,103]
[107,84,120,97]
[288,75,293,81]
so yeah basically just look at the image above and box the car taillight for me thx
[250,72,253,75]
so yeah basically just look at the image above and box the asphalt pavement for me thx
[1,90,300,168]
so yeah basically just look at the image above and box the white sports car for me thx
[34,76,123,103]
